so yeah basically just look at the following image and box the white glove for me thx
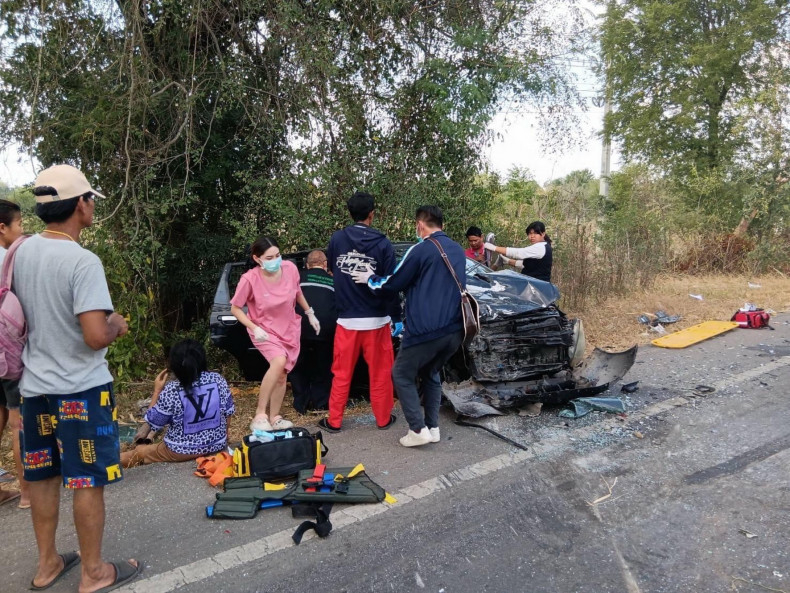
[483,242,496,251]
[351,266,374,285]
[252,325,269,342]
[305,307,321,336]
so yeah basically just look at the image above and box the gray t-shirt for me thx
[14,234,114,397]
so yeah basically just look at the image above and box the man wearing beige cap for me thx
[13,164,141,591]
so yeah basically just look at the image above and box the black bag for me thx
[239,427,327,482]
[428,238,480,346]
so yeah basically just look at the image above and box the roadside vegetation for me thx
[0,0,787,410]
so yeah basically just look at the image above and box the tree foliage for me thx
[0,0,583,376]
[600,0,790,227]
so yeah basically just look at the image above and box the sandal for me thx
[250,415,272,432]
[0,489,21,506]
[270,416,293,430]
[29,551,81,590]
[91,560,143,593]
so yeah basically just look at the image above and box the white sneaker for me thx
[271,417,294,430]
[428,427,440,443]
[250,415,272,432]
[399,427,432,447]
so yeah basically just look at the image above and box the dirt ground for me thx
[3,272,789,477]
[565,272,790,352]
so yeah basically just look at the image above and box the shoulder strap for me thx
[1,235,31,291]
[427,237,463,293]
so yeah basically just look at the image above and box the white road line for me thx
[122,355,790,593]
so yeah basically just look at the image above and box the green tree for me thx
[0,0,584,377]
[600,0,789,227]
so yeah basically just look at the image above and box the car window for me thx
[466,257,492,276]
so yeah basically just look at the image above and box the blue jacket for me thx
[367,231,465,348]
[327,223,400,321]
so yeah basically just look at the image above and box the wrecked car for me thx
[441,263,637,417]
[209,244,636,415]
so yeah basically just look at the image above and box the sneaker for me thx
[317,418,341,433]
[399,427,432,447]
[428,427,440,443]
[377,414,397,430]
[249,415,272,432]
[271,417,294,430]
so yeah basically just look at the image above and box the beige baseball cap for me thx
[33,164,106,203]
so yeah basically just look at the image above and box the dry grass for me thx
[567,273,790,352]
[3,272,789,481]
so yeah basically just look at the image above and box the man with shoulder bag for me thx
[353,205,470,448]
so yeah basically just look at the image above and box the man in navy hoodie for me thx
[353,205,465,447]
[318,192,399,432]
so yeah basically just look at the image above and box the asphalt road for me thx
[2,316,789,593]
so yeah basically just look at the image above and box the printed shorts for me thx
[21,382,123,489]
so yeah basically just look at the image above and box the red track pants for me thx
[328,325,394,427]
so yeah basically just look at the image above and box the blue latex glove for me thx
[391,321,404,338]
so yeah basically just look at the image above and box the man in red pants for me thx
[318,192,399,432]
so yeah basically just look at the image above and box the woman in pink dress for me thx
[230,237,321,431]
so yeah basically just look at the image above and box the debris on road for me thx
[738,529,758,539]
[693,385,715,396]
[638,311,681,326]
[689,293,704,300]
[559,396,627,419]
[621,381,640,393]
[586,476,618,506]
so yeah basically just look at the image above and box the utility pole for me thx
[599,59,612,199]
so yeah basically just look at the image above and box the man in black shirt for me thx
[289,250,337,413]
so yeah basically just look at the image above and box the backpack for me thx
[731,309,772,330]
[0,235,30,380]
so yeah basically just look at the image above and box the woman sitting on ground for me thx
[121,339,235,468]
[484,220,553,283]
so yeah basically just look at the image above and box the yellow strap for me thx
[384,493,397,504]
[347,463,365,478]
[315,440,322,466]
[335,463,366,483]
[263,482,286,491]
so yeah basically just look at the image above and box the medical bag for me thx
[731,309,772,329]
[233,427,327,482]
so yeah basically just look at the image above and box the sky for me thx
[485,100,620,187]
[1,106,620,189]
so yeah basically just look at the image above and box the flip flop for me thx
[0,490,21,506]
[29,551,81,590]
[92,560,143,593]
[18,500,31,510]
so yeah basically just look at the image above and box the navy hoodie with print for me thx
[367,231,465,348]
[327,223,400,321]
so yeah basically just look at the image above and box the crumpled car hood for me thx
[467,269,560,320]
